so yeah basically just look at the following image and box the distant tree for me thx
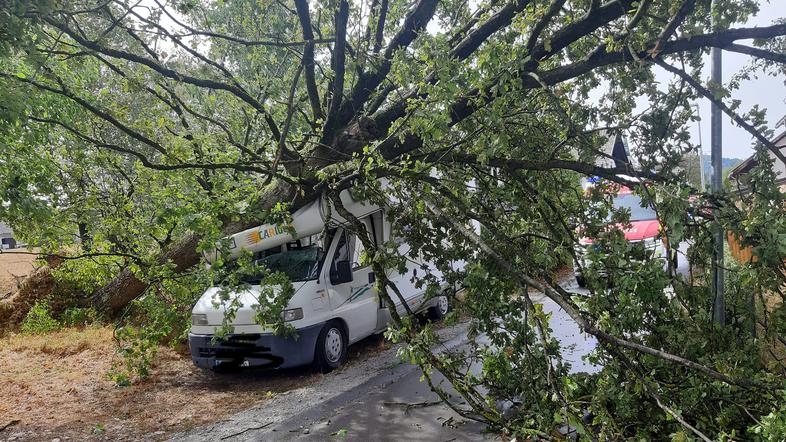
[678,150,704,189]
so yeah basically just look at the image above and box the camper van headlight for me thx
[191,313,208,326]
[281,308,304,322]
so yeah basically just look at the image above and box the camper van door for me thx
[326,228,378,343]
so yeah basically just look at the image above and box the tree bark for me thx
[94,181,299,316]
[93,233,200,315]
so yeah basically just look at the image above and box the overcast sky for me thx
[682,0,785,159]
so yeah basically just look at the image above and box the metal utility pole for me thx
[695,103,706,190]
[710,1,725,326]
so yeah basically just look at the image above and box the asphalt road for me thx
[171,286,598,442]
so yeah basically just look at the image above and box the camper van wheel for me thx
[575,274,587,288]
[314,321,348,373]
[428,295,450,321]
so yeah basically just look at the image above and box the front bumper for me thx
[189,322,324,370]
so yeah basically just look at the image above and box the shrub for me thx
[61,307,101,328]
[21,301,61,334]
[109,325,162,386]
[749,391,786,440]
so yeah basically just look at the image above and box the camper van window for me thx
[351,234,367,270]
[612,194,657,222]
[350,217,375,270]
[248,234,325,283]
[370,211,384,245]
[330,231,353,284]
[332,232,349,267]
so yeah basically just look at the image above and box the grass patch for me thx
[3,326,112,356]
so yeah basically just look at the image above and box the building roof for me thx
[594,130,632,168]
[728,129,786,181]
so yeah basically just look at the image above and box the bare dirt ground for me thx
[0,326,390,442]
[0,252,37,296]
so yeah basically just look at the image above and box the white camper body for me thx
[189,190,453,371]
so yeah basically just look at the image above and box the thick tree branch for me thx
[373,0,389,53]
[650,0,696,56]
[366,0,533,128]
[721,42,786,65]
[340,0,438,128]
[527,0,634,64]
[270,64,305,180]
[322,0,350,141]
[525,0,566,54]
[453,0,532,60]
[294,0,323,120]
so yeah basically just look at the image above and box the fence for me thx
[727,232,755,264]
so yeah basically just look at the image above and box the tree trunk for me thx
[92,232,201,315]
[94,181,300,316]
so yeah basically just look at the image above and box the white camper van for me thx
[189,190,454,372]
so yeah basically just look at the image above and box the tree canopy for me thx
[2,0,786,438]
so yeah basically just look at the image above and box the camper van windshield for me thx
[256,246,323,282]
[234,234,327,284]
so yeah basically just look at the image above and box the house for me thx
[0,223,16,249]
[597,131,632,170]
[725,117,786,263]
[578,131,633,190]
[728,118,786,190]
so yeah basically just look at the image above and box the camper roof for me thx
[204,189,380,263]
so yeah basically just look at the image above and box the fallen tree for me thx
[2,0,786,437]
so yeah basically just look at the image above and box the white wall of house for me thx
[770,134,786,181]
[0,223,16,249]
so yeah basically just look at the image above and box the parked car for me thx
[574,184,674,287]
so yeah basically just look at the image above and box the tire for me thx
[576,274,587,288]
[428,295,450,321]
[313,321,348,373]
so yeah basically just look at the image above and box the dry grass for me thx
[3,326,105,356]
[0,252,38,297]
[0,326,318,441]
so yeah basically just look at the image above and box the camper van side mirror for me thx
[330,260,353,284]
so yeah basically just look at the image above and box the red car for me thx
[575,185,671,287]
